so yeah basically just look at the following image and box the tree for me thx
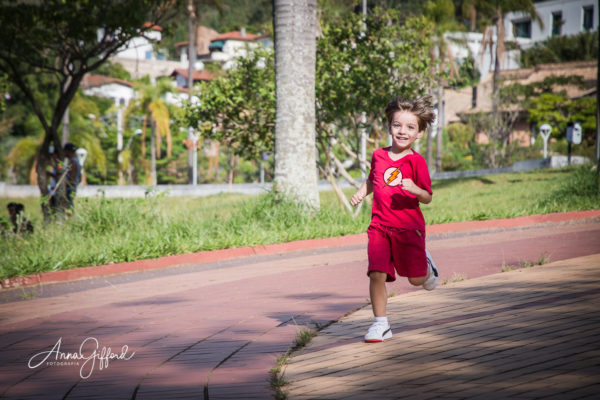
[273,0,320,209]
[467,0,541,165]
[520,30,599,68]
[467,75,586,166]
[185,0,223,184]
[126,77,174,186]
[424,0,462,173]
[0,0,177,218]
[315,10,437,211]
[183,46,275,183]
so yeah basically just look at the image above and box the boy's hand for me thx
[400,178,420,195]
[401,178,433,204]
[350,190,366,206]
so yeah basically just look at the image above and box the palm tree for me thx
[273,0,320,210]
[425,0,461,173]
[185,0,223,184]
[126,77,173,185]
[465,0,541,166]
[475,0,542,121]
[6,136,38,184]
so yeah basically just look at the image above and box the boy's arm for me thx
[400,179,432,204]
[350,179,373,206]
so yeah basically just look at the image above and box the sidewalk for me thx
[0,213,599,399]
[284,253,600,400]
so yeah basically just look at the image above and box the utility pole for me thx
[187,0,197,184]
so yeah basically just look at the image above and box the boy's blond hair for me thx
[385,95,436,132]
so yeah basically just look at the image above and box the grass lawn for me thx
[1,165,598,280]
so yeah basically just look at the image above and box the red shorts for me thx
[367,223,427,282]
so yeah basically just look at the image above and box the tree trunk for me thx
[36,127,69,221]
[435,82,444,172]
[273,0,320,209]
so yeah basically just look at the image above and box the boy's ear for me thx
[416,130,424,139]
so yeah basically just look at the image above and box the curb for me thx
[2,210,599,290]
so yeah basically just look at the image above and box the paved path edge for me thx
[2,209,599,290]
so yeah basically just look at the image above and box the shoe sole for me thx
[364,329,392,343]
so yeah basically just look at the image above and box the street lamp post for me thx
[75,148,88,185]
[116,99,125,185]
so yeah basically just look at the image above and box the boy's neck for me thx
[388,146,414,161]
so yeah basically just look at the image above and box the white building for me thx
[504,0,597,45]
[444,31,522,79]
[80,75,135,106]
[205,29,263,70]
[113,23,166,61]
[445,0,597,81]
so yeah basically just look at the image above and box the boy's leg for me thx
[365,225,394,342]
[407,251,438,288]
[365,271,393,342]
[422,250,439,290]
[369,271,388,317]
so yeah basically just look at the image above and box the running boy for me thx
[350,95,439,343]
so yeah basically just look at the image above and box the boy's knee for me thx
[369,271,388,283]
[408,276,426,286]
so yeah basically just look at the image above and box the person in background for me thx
[62,143,82,208]
[6,202,33,235]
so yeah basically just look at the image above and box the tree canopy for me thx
[0,0,178,216]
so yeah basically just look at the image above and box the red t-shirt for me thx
[368,147,432,231]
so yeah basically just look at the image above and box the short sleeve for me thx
[415,156,432,195]
[368,151,376,182]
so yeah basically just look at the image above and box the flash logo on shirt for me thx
[383,167,402,187]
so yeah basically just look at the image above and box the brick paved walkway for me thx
[0,214,598,399]
[284,254,600,400]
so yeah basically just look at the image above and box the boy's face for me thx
[388,111,423,151]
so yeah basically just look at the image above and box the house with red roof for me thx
[170,68,215,88]
[80,75,135,106]
[205,28,271,69]
[114,23,166,61]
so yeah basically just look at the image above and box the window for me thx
[513,19,532,39]
[552,12,562,36]
[583,6,594,31]
[145,50,152,60]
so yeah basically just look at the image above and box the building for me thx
[113,23,166,61]
[108,23,184,80]
[80,75,135,106]
[504,0,597,45]
[445,0,598,84]
[444,31,521,80]
[204,29,264,70]
[174,25,220,66]
[444,60,597,146]
[170,68,215,88]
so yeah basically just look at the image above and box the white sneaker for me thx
[364,322,392,343]
[423,250,439,291]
